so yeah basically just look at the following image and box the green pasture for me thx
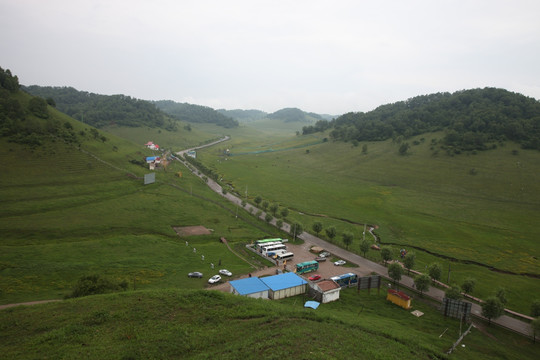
[0,139,278,304]
[1,287,537,359]
[102,122,220,151]
[195,131,540,313]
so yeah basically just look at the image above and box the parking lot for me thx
[209,239,373,292]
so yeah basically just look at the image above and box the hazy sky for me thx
[2,0,539,115]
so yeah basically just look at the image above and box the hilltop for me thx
[154,100,238,128]
[23,85,178,131]
[302,88,540,153]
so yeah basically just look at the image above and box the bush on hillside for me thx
[67,274,128,298]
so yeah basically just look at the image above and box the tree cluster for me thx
[302,88,540,151]
[155,100,238,128]
[23,85,176,130]
[0,68,84,147]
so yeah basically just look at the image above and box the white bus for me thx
[262,244,287,256]
[257,241,282,252]
[276,252,294,261]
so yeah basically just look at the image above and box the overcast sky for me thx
[1,0,539,115]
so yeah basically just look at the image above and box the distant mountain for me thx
[303,88,540,152]
[23,85,176,130]
[154,100,238,128]
[267,108,323,123]
[217,109,267,122]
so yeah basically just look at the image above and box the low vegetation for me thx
[1,288,538,359]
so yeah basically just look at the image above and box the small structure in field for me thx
[386,289,412,309]
[229,277,269,299]
[260,272,307,300]
[308,279,341,303]
[145,141,160,150]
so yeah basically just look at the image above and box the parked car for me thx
[308,274,321,281]
[319,251,331,258]
[188,272,203,278]
[219,269,232,277]
[208,275,221,284]
[315,257,327,262]
[334,260,346,266]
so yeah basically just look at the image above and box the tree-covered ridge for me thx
[267,107,323,123]
[216,108,268,122]
[154,100,238,128]
[23,85,176,130]
[0,68,90,147]
[303,88,540,151]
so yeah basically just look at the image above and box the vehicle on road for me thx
[319,251,331,258]
[219,269,232,277]
[308,274,321,281]
[315,257,327,262]
[208,275,221,284]
[334,260,346,266]
[188,272,203,278]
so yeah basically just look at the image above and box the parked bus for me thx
[262,244,287,256]
[295,260,319,274]
[255,238,282,246]
[331,273,358,288]
[276,252,294,261]
[258,242,283,252]
[268,249,287,258]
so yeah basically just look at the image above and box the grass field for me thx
[195,130,540,314]
[0,136,279,305]
[1,287,537,359]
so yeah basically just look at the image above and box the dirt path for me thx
[0,299,62,310]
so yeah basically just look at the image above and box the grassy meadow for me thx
[0,131,281,304]
[1,287,537,360]
[195,130,540,314]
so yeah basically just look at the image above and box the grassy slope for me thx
[0,103,281,304]
[0,288,537,360]
[196,131,540,314]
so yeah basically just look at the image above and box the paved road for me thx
[175,137,534,339]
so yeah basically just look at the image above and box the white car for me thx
[334,260,346,266]
[219,269,232,277]
[208,275,221,284]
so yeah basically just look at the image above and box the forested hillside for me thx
[23,85,176,130]
[303,88,540,152]
[217,108,267,122]
[0,67,84,147]
[267,107,325,123]
[154,100,238,128]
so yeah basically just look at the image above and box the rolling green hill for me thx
[0,69,275,304]
[154,100,239,128]
[303,88,540,152]
[1,288,538,360]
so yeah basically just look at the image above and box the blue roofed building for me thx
[259,272,308,300]
[229,277,269,299]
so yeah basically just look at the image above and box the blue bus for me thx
[331,273,358,288]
